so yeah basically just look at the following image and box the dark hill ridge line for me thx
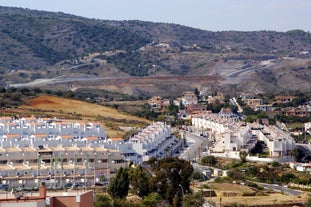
[0,6,311,95]
[0,6,311,71]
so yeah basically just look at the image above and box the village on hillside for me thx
[0,89,310,193]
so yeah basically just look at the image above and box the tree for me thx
[291,148,305,162]
[108,167,129,199]
[250,141,264,155]
[182,192,204,207]
[64,91,74,98]
[191,171,206,181]
[94,194,112,207]
[141,192,162,207]
[149,157,193,205]
[137,103,159,120]
[111,199,137,207]
[280,173,296,184]
[227,169,244,180]
[243,106,256,116]
[239,151,248,163]
[0,87,6,93]
[167,100,179,116]
[229,105,238,113]
[194,88,200,99]
[179,100,185,110]
[201,156,216,166]
[128,165,151,198]
[245,165,259,178]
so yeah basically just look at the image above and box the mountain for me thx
[1,6,311,96]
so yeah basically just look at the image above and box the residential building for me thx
[275,95,296,103]
[240,93,255,100]
[252,125,295,157]
[251,104,273,112]
[218,107,239,119]
[243,98,263,107]
[0,184,94,207]
[148,96,171,112]
[290,162,311,172]
[207,93,224,104]
[305,122,311,134]
[0,117,126,189]
[192,113,295,157]
[286,107,309,117]
[117,122,184,164]
[192,113,253,153]
[148,96,163,110]
[181,91,198,106]
[185,104,206,114]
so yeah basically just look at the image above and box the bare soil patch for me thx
[25,95,147,121]
[207,192,309,207]
[208,183,255,195]
[21,95,151,137]
[196,181,309,206]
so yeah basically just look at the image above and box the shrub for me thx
[201,156,216,166]
[242,192,256,196]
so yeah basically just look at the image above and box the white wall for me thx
[0,201,45,207]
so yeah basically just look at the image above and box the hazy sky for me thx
[1,0,310,32]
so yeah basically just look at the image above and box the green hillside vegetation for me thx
[0,6,150,71]
[1,6,311,77]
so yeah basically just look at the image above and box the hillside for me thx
[1,6,311,95]
[19,95,151,137]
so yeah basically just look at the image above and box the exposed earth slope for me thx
[19,95,150,137]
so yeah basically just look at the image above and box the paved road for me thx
[253,181,302,196]
[10,77,104,88]
[179,132,209,162]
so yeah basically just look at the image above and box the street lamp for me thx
[37,153,41,188]
[107,151,110,182]
[178,184,184,196]
[84,154,89,188]
[73,154,77,187]
[93,152,97,186]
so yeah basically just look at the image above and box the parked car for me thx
[0,184,8,190]
[74,182,85,188]
[64,183,73,188]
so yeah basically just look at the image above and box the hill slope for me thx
[19,95,150,137]
[1,6,311,95]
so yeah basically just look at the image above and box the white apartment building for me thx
[252,125,295,157]
[192,113,295,157]
[0,117,126,189]
[305,122,311,134]
[181,91,198,105]
[192,114,253,153]
[117,122,184,164]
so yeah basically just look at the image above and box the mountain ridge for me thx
[0,6,311,95]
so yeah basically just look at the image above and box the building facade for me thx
[117,122,184,164]
[192,113,295,157]
[0,117,126,189]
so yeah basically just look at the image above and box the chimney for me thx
[39,182,47,198]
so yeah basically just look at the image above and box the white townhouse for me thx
[181,91,198,106]
[0,116,127,189]
[192,113,295,157]
[305,122,311,134]
[252,125,295,157]
[117,122,184,164]
[192,113,253,152]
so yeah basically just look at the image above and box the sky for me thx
[0,0,311,32]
